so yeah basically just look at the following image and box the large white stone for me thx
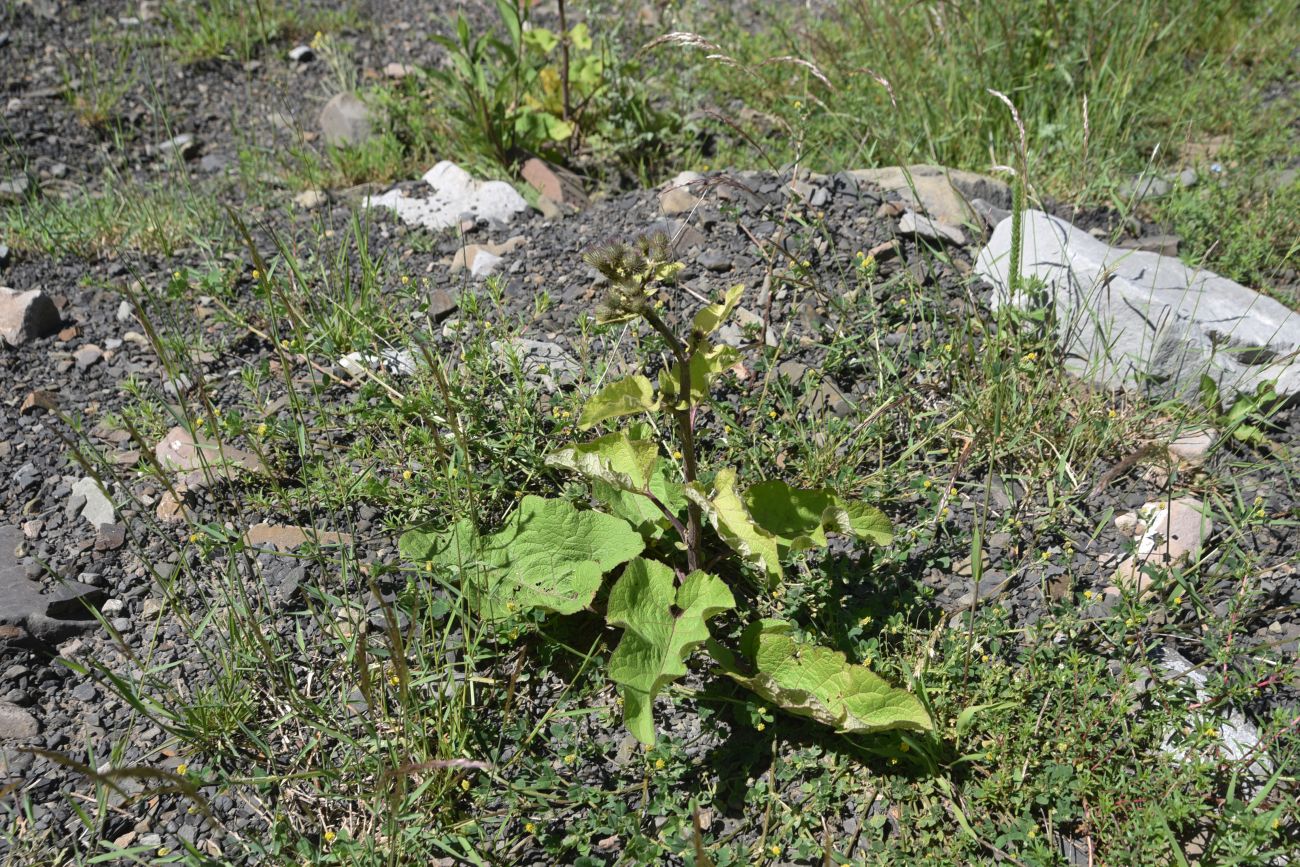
[975,210,1300,400]
[365,161,527,231]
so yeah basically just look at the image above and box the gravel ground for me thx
[2,0,1297,862]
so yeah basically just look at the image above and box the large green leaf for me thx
[744,481,894,553]
[660,343,741,408]
[686,468,783,587]
[607,559,735,744]
[722,620,932,734]
[692,284,745,336]
[547,433,659,493]
[578,375,659,430]
[547,433,685,539]
[399,496,643,621]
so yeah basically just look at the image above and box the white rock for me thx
[898,210,966,245]
[71,477,115,529]
[1156,647,1269,777]
[975,210,1300,401]
[364,161,527,231]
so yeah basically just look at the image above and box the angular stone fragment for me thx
[1113,498,1212,595]
[0,286,60,347]
[975,210,1300,401]
[243,523,353,551]
[898,210,966,246]
[659,171,704,216]
[846,165,1010,226]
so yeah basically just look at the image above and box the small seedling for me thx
[402,231,932,744]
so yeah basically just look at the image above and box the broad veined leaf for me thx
[399,496,643,621]
[547,433,659,493]
[686,468,783,586]
[692,284,745,336]
[607,559,735,744]
[721,620,932,734]
[744,482,894,552]
[842,501,893,547]
[660,343,741,408]
[577,375,659,430]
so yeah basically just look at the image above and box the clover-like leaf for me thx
[686,468,783,587]
[720,620,932,734]
[607,559,735,744]
[399,496,643,621]
[577,375,659,430]
[692,284,745,336]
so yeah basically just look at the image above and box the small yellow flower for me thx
[525,821,537,834]
[460,778,471,791]
[768,410,777,419]
[563,753,577,765]
[756,722,765,732]
[176,762,188,775]
[172,271,181,280]
[402,469,412,481]
[768,844,782,857]
[157,849,169,857]
[672,450,683,460]
[922,479,932,489]
[324,830,337,844]
[801,259,811,268]
[188,533,199,543]
[1024,351,1037,362]
[1108,409,1118,419]
[1083,590,1094,600]
[1172,596,1183,606]
[256,422,268,437]
[981,654,990,663]
[1204,727,1219,738]
[654,758,665,769]
[401,275,410,285]
[389,673,400,687]
[899,741,910,752]
[251,269,261,280]
[1027,828,1037,839]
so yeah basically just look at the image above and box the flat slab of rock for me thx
[1,525,105,641]
[1,286,60,347]
[0,702,40,740]
[365,161,528,231]
[846,164,1010,226]
[154,426,267,484]
[975,210,1300,401]
[243,523,353,551]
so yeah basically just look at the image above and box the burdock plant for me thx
[402,231,934,745]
